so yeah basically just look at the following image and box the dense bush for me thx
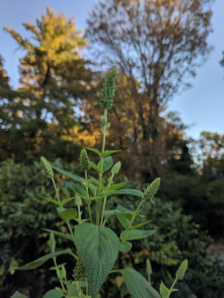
[103,193,224,297]
[0,160,77,297]
[1,160,223,297]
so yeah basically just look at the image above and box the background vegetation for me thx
[0,1,223,297]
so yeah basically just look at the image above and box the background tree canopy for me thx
[85,0,213,181]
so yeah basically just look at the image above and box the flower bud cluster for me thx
[80,149,90,171]
[100,68,117,109]
[142,178,160,202]
[40,156,54,178]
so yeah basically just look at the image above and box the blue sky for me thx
[0,0,223,140]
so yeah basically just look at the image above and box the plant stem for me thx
[168,277,178,297]
[122,199,144,241]
[53,256,67,295]
[85,170,92,223]
[51,177,60,203]
[100,173,114,225]
[78,280,82,298]
[66,220,78,259]
[97,109,107,225]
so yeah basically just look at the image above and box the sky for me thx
[0,0,223,140]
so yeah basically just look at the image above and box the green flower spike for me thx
[80,149,90,171]
[142,178,160,202]
[100,68,117,109]
[40,156,54,178]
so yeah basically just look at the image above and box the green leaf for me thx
[43,228,73,242]
[129,220,152,230]
[89,161,103,174]
[43,289,64,298]
[74,218,89,224]
[102,150,121,157]
[119,241,132,252]
[53,166,85,183]
[121,267,161,298]
[86,147,101,156]
[160,281,170,298]
[75,223,120,298]
[43,197,60,206]
[70,182,87,200]
[58,208,77,221]
[90,189,143,202]
[17,249,73,270]
[61,197,75,206]
[90,176,106,191]
[67,283,78,296]
[116,213,131,230]
[106,182,128,191]
[176,259,188,280]
[116,189,143,197]
[98,156,113,172]
[104,205,144,220]
[121,229,155,241]
[11,291,28,298]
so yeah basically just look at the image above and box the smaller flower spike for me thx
[142,178,160,202]
[80,149,90,171]
[40,156,54,178]
[100,68,117,109]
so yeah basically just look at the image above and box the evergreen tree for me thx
[3,7,93,162]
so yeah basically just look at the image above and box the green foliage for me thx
[17,250,73,271]
[11,291,28,298]
[0,159,78,297]
[75,223,120,298]
[120,267,160,298]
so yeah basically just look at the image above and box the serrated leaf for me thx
[129,220,152,230]
[17,249,73,270]
[11,292,28,298]
[43,228,73,242]
[75,223,120,298]
[116,214,131,230]
[58,208,77,221]
[121,268,161,298]
[98,156,113,172]
[53,166,85,183]
[61,197,75,206]
[119,241,132,252]
[43,289,64,298]
[106,182,128,191]
[121,229,155,241]
[70,183,87,200]
[176,259,188,280]
[43,197,60,206]
[160,281,170,298]
[102,150,121,157]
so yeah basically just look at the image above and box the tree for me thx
[86,0,212,181]
[3,7,94,162]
